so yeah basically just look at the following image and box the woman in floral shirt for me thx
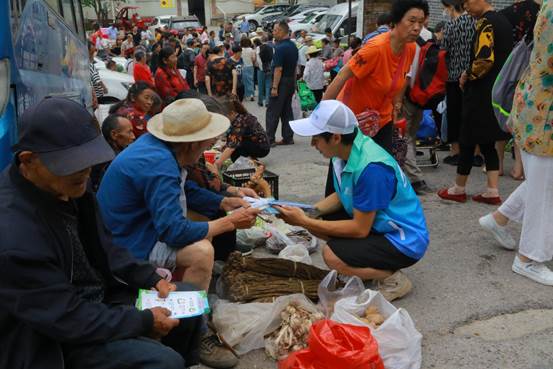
[506,0,553,285]
[109,81,156,138]
[480,0,553,286]
[214,96,270,167]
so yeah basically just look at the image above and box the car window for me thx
[172,20,201,30]
[161,18,170,25]
[312,14,341,34]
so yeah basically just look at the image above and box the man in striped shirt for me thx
[88,41,107,109]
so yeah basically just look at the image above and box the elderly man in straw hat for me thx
[98,98,259,368]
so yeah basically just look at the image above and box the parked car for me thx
[261,4,322,31]
[94,58,133,102]
[288,7,329,23]
[168,16,203,38]
[234,5,289,32]
[310,2,358,42]
[148,15,173,33]
[290,11,327,38]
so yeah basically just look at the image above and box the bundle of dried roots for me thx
[221,252,329,302]
[265,302,324,360]
[223,252,328,281]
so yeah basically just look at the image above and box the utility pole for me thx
[176,0,182,16]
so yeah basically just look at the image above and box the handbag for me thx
[343,51,407,137]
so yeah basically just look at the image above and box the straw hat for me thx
[147,99,230,142]
[306,45,321,55]
[255,27,265,34]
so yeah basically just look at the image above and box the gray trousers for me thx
[265,76,295,143]
[401,96,425,183]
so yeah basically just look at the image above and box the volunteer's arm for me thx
[276,206,375,239]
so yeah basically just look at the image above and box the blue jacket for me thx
[97,133,223,260]
[332,132,429,260]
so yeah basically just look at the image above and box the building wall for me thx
[360,0,517,35]
[428,0,516,26]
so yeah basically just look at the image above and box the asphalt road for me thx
[201,100,553,369]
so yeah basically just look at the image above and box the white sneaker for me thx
[512,256,553,286]
[479,214,516,250]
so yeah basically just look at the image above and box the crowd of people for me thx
[1,0,551,368]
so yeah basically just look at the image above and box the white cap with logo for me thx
[289,100,358,137]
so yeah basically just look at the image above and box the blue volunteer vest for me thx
[332,132,429,260]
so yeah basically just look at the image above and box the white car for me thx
[93,58,134,102]
[148,15,173,33]
[234,4,289,32]
[289,11,327,38]
[309,2,359,42]
[288,7,328,23]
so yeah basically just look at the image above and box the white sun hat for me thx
[147,98,230,142]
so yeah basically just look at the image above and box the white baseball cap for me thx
[290,100,358,137]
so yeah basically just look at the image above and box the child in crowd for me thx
[302,46,325,103]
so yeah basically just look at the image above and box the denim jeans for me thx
[63,282,204,369]
[257,69,272,106]
[242,66,254,98]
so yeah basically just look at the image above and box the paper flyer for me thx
[136,290,210,319]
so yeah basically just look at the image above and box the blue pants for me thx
[257,69,272,106]
[63,282,204,369]
[242,66,255,98]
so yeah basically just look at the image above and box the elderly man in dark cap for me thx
[0,97,203,369]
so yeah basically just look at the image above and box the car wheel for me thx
[248,20,258,32]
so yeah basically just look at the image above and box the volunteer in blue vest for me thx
[275,100,429,301]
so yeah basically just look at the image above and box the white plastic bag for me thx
[212,294,320,355]
[236,227,270,248]
[292,93,302,120]
[278,244,312,264]
[265,224,319,254]
[332,289,423,369]
[317,270,365,316]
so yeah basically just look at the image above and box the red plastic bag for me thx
[278,320,385,369]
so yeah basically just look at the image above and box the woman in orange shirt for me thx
[324,0,428,153]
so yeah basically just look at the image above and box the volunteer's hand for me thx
[220,196,251,211]
[148,307,180,339]
[154,279,177,298]
[274,205,308,227]
[227,186,259,198]
[271,86,278,97]
[227,207,260,229]
[459,71,468,91]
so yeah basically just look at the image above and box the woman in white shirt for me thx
[302,46,325,103]
[240,38,256,100]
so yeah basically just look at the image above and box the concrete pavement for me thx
[201,100,553,369]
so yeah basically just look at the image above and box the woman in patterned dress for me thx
[441,0,475,165]
[479,0,553,286]
[438,0,513,205]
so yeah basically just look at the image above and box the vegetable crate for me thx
[223,169,279,199]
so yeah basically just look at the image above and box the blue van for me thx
[0,0,91,170]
